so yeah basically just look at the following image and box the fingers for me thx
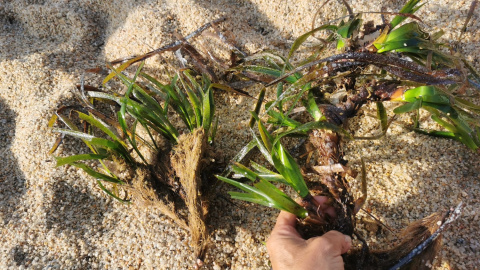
[276,210,297,228]
[308,230,352,257]
[317,230,352,255]
[270,210,302,239]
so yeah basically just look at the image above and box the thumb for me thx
[270,210,302,239]
[311,230,352,255]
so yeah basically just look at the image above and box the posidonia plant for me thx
[47,15,261,266]
[50,63,218,263]
[48,15,256,267]
[219,0,478,269]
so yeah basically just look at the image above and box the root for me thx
[127,166,189,231]
[171,128,209,262]
[306,124,451,269]
[118,128,211,266]
[344,211,446,270]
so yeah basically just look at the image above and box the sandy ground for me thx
[1,0,479,269]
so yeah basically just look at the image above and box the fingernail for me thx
[344,235,352,244]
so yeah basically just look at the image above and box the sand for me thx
[0,0,479,269]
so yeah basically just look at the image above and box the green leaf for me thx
[228,191,273,207]
[254,178,307,217]
[455,97,480,113]
[239,65,298,83]
[112,61,180,143]
[393,98,422,114]
[97,180,130,203]
[385,22,426,42]
[273,121,353,145]
[232,162,258,181]
[140,121,159,149]
[217,175,307,218]
[250,161,288,184]
[289,24,338,59]
[55,154,109,167]
[128,119,149,163]
[77,112,126,147]
[250,129,274,166]
[413,128,456,138]
[70,162,122,184]
[176,73,201,127]
[336,17,362,50]
[126,96,179,142]
[210,116,219,144]
[56,113,79,131]
[276,83,284,112]
[222,139,258,175]
[202,85,214,134]
[431,115,457,133]
[89,138,134,164]
[249,87,266,128]
[178,76,201,129]
[304,90,323,121]
[132,87,165,119]
[376,39,423,53]
[216,175,267,199]
[336,39,346,50]
[250,161,279,174]
[52,128,95,141]
[251,112,274,152]
[183,70,203,95]
[396,86,479,150]
[271,141,309,198]
[390,0,424,29]
[376,101,388,132]
[267,110,302,128]
[419,95,450,105]
[266,80,312,119]
[140,72,169,100]
[398,86,447,103]
[285,83,312,117]
[211,82,252,97]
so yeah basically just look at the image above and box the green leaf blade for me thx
[271,142,309,198]
[55,154,109,167]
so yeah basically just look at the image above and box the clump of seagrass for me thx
[50,64,220,266]
[220,0,476,269]
[49,16,251,267]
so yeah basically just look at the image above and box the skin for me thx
[267,196,352,270]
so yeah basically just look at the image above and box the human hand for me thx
[266,196,352,270]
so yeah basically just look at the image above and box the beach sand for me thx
[1,0,479,269]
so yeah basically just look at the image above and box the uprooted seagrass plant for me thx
[218,0,478,269]
[48,17,243,267]
[49,0,480,268]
